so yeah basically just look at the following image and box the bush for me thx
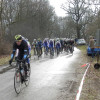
[0,40,11,55]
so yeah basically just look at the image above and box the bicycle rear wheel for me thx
[70,46,73,55]
[14,70,22,94]
[37,48,41,60]
[57,48,59,56]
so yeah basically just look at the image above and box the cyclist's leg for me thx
[34,48,36,55]
[50,47,51,54]
[52,47,54,55]
[73,44,74,51]
[27,49,30,66]
[52,46,54,52]
[40,47,42,55]
[70,45,73,53]
[38,47,41,56]
[26,58,30,69]
[17,53,25,81]
[36,47,39,56]
[46,46,48,53]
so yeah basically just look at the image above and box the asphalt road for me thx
[0,48,83,100]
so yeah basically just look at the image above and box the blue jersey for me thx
[49,40,54,48]
[37,41,42,48]
[44,40,48,47]
[56,42,61,49]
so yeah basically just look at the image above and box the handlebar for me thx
[16,59,28,64]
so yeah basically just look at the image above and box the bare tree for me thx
[61,0,89,39]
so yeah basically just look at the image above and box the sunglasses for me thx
[16,40,22,42]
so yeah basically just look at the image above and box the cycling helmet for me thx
[15,35,22,41]
[25,38,28,41]
[34,39,36,41]
[38,38,40,40]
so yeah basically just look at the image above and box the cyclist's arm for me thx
[11,42,17,60]
[23,41,29,59]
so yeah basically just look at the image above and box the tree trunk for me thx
[76,23,80,39]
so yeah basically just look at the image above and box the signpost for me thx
[95,30,100,64]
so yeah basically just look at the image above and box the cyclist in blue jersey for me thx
[43,38,49,55]
[49,39,54,56]
[9,35,30,78]
[37,38,43,56]
[55,39,61,56]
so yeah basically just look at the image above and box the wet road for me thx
[0,48,83,100]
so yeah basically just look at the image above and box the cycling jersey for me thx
[43,40,48,47]
[11,40,29,63]
[43,40,49,53]
[49,40,54,48]
[56,41,61,49]
[32,41,37,48]
[69,40,74,45]
[37,40,43,55]
[49,40,54,51]
[37,40,42,48]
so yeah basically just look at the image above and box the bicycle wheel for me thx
[14,70,22,94]
[37,48,39,59]
[70,46,73,55]
[44,48,48,55]
[50,48,53,58]
[57,48,59,56]
[25,66,31,87]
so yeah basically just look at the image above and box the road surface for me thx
[0,48,85,100]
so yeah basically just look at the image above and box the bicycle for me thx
[56,47,60,56]
[36,47,42,59]
[69,45,74,55]
[64,44,69,54]
[44,47,48,55]
[50,48,54,58]
[14,59,31,94]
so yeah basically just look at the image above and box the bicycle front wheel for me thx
[14,70,22,94]
[25,66,31,87]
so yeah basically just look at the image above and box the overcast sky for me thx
[49,0,67,17]
[49,0,100,17]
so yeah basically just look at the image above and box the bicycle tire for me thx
[25,66,31,87]
[14,70,22,94]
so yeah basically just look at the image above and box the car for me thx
[87,39,100,56]
[76,39,86,45]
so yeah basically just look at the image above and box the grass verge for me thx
[77,45,100,100]
[77,45,87,53]
[0,55,10,66]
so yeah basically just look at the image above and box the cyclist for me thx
[64,38,68,52]
[49,39,54,56]
[55,39,61,55]
[69,39,74,53]
[37,38,43,56]
[32,39,37,55]
[9,35,30,78]
[60,39,64,52]
[43,38,49,55]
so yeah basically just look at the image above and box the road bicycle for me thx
[14,59,31,94]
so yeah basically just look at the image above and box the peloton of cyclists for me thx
[31,37,75,57]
